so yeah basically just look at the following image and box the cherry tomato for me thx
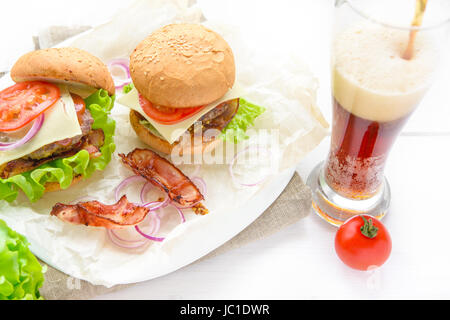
[139,94,204,125]
[0,81,60,132]
[70,93,86,121]
[335,215,392,271]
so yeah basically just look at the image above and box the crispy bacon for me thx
[50,195,149,229]
[119,148,204,207]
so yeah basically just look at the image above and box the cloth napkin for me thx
[2,25,312,300]
[39,173,311,300]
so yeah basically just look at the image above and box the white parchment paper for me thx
[0,0,328,286]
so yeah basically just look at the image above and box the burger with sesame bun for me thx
[118,23,266,155]
[0,47,116,203]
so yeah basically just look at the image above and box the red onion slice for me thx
[108,210,162,247]
[0,114,45,151]
[140,182,170,211]
[108,211,163,248]
[107,58,131,90]
[229,145,271,187]
[191,177,207,198]
[152,213,161,234]
[107,230,147,249]
[171,204,186,223]
[114,175,145,202]
[109,229,148,244]
[143,199,170,211]
[140,181,152,204]
[135,225,165,242]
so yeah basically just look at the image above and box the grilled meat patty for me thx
[0,108,104,179]
[199,99,239,131]
[26,109,94,160]
[0,129,104,179]
[188,98,239,142]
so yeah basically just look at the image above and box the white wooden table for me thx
[2,0,449,299]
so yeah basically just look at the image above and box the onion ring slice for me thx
[0,114,45,151]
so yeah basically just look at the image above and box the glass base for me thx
[306,161,390,227]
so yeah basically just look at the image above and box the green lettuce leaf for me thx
[221,98,266,143]
[0,219,45,300]
[0,89,116,203]
[122,83,134,94]
[138,120,165,139]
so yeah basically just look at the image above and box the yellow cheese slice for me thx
[66,83,98,99]
[0,85,82,166]
[34,80,98,99]
[117,85,244,144]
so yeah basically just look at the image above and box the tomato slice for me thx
[139,94,204,125]
[70,93,86,121]
[0,81,60,132]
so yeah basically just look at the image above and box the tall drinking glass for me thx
[307,0,450,226]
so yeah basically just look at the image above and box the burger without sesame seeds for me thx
[118,23,266,155]
[0,48,116,203]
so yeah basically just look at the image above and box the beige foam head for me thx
[332,24,439,122]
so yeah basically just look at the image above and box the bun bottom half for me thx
[129,110,221,155]
[44,175,83,193]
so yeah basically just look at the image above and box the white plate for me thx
[28,168,295,284]
[0,73,303,286]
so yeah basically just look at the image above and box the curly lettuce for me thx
[139,120,165,139]
[0,219,45,300]
[122,83,134,94]
[0,89,116,203]
[220,98,266,143]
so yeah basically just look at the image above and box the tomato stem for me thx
[360,215,378,239]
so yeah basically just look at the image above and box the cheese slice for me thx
[117,85,244,144]
[66,83,98,99]
[0,85,82,166]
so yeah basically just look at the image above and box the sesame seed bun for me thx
[130,23,235,108]
[129,110,221,155]
[11,48,115,96]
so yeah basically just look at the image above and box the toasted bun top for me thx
[11,48,115,96]
[130,23,235,108]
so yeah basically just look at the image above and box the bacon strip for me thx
[50,195,149,229]
[119,148,204,207]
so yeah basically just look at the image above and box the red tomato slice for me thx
[70,93,86,121]
[139,94,204,125]
[0,81,60,132]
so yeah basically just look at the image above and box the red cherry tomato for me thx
[0,81,60,132]
[138,94,204,125]
[335,215,392,271]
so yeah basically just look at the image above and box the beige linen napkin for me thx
[39,173,311,300]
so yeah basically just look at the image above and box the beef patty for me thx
[0,108,105,179]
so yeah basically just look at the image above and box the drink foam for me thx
[332,24,438,122]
